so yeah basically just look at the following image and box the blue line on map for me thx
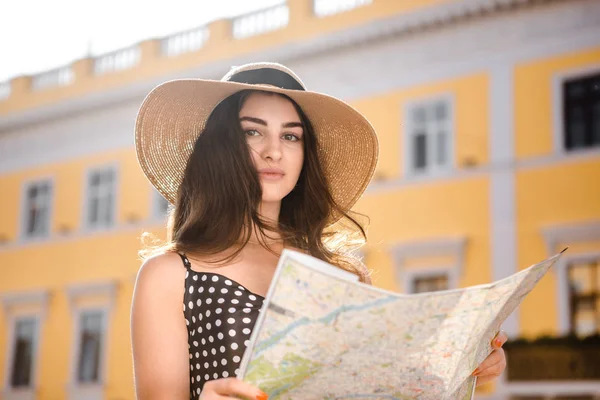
[254,295,398,357]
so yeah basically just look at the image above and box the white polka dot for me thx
[244,340,250,346]
[196,374,200,382]
[231,299,240,304]
[209,287,215,293]
[220,345,226,352]
[198,326,203,334]
[227,318,235,324]
[205,310,211,317]
[221,358,227,366]
[202,350,208,357]
[192,316,196,323]
[189,353,192,359]
[193,340,198,346]
[191,376,194,384]
[196,363,200,369]
[196,299,202,307]
[185,319,190,326]
[185,271,189,279]
[213,372,219,379]
[197,387,201,395]
[233,355,241,363]
[204,362,209,369]
[243,317,251,323]
[231,343,239,350]
[246,303,253,307]
[188,301,194,309]
[190,364,194,371]
[212,275,219,282]
[193,274,198,281]
[199,287,204,293]
[225,279,232,286]
[217,332,224,340]
[206,298,212,304]
[221,288,228,294]
[228,307,236,313]
[213,360,218,367]
[204,374,209,380]
[191,330,195,336]
[211,348,216,355]
[206,323,211,330]
[201,338,206,345]
[238,286,245,291]
[201,275,207,281]
[217,298,225,304]
[223,371,229,377]
[243,328,251,334]
[215,319,222,327]
[189,286,194,294]
[234,290,243,296]
[198,313,203,321]
[243,308,251,313]
[183,304,186,312]
[209,335,214,343]
[229,329,236,337]
[215,308,222,314]
[249,294,257,301]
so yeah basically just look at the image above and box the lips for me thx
[258,168,285,180]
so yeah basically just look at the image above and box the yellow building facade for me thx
[1,0,599,399]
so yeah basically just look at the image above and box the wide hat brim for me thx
[135,79,379,224]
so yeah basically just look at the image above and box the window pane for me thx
[413,133,427,170]
[413,274,449,293]
[77,312,103,383]
[11,318,36,388]
[436,131,447,165]
[89,197,99,225]
[413,107,426,124]
[435,101,447,121]
[568,260,599,337]
[563,72,600,151]
[566,107,587,149]
[592,101,600,145]
[25,182,51,237]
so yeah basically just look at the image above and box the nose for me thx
[261,133,282,162]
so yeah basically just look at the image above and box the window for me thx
[412,274,449,294]
[563,72,600,151]
[9,317,37,388]
[76,311,104,383]
[86,168,116,228]
[406,98,453,175]
[567,258,599,336]
[23,180,52,238]
[314,0,372,17]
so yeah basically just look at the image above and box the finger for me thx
[475,373,498,387]
[204,378,267,399]
[491,330,508,349]
[474,349,506,377]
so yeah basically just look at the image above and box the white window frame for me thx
[389,237,465,294]
[552,63,600,155]
[66,281,116,400]
[1,290,48,400]
[543,221,600,336]
[403,94,455,177]
[82,165,118,231]
[19,177,54,242]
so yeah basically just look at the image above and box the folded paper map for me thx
[239,249,566,399]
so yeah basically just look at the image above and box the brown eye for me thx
[283,133,300,141]
[245,129,260,137]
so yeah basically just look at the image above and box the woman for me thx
[130,63,507,399]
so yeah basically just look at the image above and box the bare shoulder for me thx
[134,252,187,296]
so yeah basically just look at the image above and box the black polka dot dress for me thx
[178,253,265,399]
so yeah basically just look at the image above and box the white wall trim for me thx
[504,381,600,397]
[552,62,600,155]
[0,290,48,399]
[542,221,600,335]
[389,237,467,292]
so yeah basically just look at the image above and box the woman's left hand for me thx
[472,330,508,386]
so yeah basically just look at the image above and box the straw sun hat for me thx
[134,62,379,220]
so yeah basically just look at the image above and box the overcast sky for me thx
[0,0,283,82]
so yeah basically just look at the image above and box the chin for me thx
[261,187,294,203]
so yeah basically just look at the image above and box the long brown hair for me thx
[140,90,371,283]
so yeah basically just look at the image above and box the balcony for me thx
[504,334,600,381]
[232,4,289,40]
[93,46,141,75]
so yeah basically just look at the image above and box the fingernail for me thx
[257,391,269,400]
[472,368,479,376]
[495,338,502,347]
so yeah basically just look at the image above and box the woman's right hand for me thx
[200,378,268,400]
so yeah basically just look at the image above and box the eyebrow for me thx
[240,116,304,129]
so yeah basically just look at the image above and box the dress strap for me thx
[177,252,192,270]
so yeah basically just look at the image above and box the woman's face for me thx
[239,92,305,204]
